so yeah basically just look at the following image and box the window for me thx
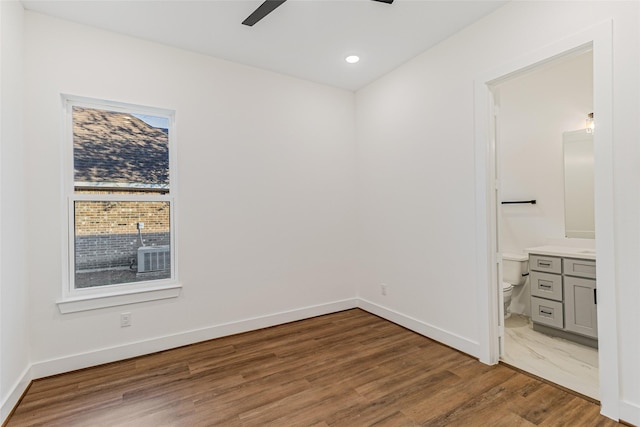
[59,96,180,312]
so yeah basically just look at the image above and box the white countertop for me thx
[524,245,596,260]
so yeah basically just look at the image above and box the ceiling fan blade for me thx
[372,0,394,3]
[242,0,287,26]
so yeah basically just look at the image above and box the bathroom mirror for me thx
[563,129,595,238]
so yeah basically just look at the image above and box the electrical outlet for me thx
[380,283,388,296]
[137,222,144,230]
[120,312,132,327]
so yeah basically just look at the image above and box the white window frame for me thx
[58,95,181,313]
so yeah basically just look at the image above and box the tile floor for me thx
[501,314,599,400]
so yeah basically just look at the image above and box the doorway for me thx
[493,49,598,399]
[473,21,619,420]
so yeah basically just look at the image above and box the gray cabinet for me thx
[530,270,563,301]
[564,276,598,338]
[531,296,564,329]
[563,258,596,279]
[529,253,597,347]
[530,254,562,274]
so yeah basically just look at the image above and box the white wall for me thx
[23,12,358,374]
[0,0,30,420]
[499,52,593,253]
[498,52,594,316]
[356,1,639,424]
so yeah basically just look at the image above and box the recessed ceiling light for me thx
[345,55,360,64]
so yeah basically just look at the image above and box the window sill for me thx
[57,284,182,314]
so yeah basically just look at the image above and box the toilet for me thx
[502,253,529,318]
[502,281,514,319]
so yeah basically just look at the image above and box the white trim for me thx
[474,60,499,366]
[619,400,640,426]
[0,365,32,423]
[38,298,481,379]
[56,284,182,313]
[357,299,480,357]
[74,182,169,191]
[72,193,171,202]
[59,95,180,308]
[35,298,358,379]
[61,94,175,120]
[474,20,619,420]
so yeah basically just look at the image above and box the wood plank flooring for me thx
[6,309,620,426]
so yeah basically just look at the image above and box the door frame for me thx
[473,21,619,419]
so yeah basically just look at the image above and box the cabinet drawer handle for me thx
[539,283,552,289]
[594,289,597,304]
[540,310,553,316]
[538,261,552,267]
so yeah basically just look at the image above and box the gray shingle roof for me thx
[73,107,169,188]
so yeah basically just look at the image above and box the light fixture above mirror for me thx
[585,112,594,134]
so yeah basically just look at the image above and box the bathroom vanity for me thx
[526,246,597,348]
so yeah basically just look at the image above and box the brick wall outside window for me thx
[74,199,170,271]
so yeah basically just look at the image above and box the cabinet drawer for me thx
[531,296,564,329]
[529,254,562,274]
[563,258,596,279]
[530,271,563,301]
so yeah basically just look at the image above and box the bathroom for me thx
[493,49,599,399]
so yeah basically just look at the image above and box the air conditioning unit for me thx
[137,245,170,273]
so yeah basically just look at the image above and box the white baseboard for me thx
[357,298,480,358]
[1,365,32,424]
[31,298,482,380]
[619,399,640,426]
[31,298,358,379]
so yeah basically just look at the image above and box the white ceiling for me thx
[21,0,508,91]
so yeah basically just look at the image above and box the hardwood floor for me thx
[7,309,620,426]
